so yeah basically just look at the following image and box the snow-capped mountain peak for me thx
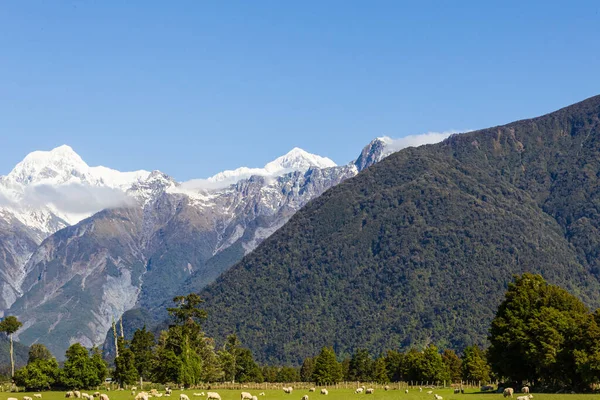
[208,147,336,184]
[5,145,150,189]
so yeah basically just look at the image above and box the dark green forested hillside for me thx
[199,95,600,365]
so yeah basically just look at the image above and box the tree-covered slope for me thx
[200,95,600,364]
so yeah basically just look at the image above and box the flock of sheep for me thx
[2,383,538,400]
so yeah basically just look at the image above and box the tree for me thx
[417,345,449,383]
[28,344,53,363]
[235,348,263,383]
[0,315,23,377]
[14,352,59,390]
[311,347,342,384]
[442,349,462,383]
[167,293,208,325]
[488,273,592,388]
[90,347,108,386]
[61,343,97,389]
[113,338,138,386]
[219,334,241,383]
[384,350,405,382]
[276,366,299,383]
[130,326,155,381]
[347,348,373,382]
[461,345,490,382]
[300,357,315,382]
[372,357,389,383]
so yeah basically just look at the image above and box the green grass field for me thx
[1,389,595,400]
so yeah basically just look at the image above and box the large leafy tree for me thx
[311,347,343,384]
[61,344,99,389]
[130,326,155,381]
[0,315,23,377]
[442,349,462,383]
[372,357,389,383]
[235,347,263,383]
[113,338,139,386]
[14,345,59,390]
[416,345,449,383]
[488,273,593,388]
[275,366,299,383]
[384,350,405,382]
[347,348,373,381]
[218,334,241,383]
[461,345,490,382]
[300,357,315,382]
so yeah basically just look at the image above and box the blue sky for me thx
[1,1,599,180]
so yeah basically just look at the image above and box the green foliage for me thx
[384,350,405,382]
[461,345,490,382]
[113,338,138,386]
[311,347,343,384]
[236,348,263,383]
[200,96,600,363]
[488,273,600,390]
[14,357,59,390]
[61,343,106,389]
[441,349,462,383]
[275,366,299,383]
[0,316,23,335]
[130,326,155,380]
[347,348,373,381]
[300,357,315,382]
[28,344,53,363]
[372,357,389,383]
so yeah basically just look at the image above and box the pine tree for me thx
[348,348,374,381]
[311,347,342,384]
[300,357,315,382]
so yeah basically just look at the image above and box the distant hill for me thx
[199,95,600,364]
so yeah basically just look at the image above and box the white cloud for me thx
[379,130,466,153]
[20,183,135,214]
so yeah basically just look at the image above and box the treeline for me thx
[9,273,600,391]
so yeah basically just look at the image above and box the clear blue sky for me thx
[1,1,599,180]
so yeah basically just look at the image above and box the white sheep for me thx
[259,394,265,397]
[427,391,433,394]
[405,389,409,394]
[283,387,293,394]
[23,396,33,400]
[251,397,258,400]
[522,387,530,394]
[419,388,422,392]
[206,393,221,400]
[94,393,101,398]
[516,396,533,400]
[34,395,42,399]
[320,389,328,395]
[504,388,514,398]
[100,395,109,400]
[355,388,363,394]
[240,393,252,400]
[309,388,315,392]
[81,394,90,400]
[302,396,309,400]
[384,386,390,391]
[365,389,374,395]
[434,395,443,400]
[8,397,18,400]
[180,395,190,400]
[74,392,81,399]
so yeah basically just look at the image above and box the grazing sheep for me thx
[522,387,530,394]
[365,389,374,395]
[66,393,75,399]
[259,394,266,397]
[206,393,221,400]
[320,389,328,395]
[8,397,18,400]
[283,387,293,394]
[302,396,309,400]
[355,388,363,394]
[23,396,33,400]
[434,395,443,400]
[180,395,190,400]
[384,386,390,391]
[34,395,42,399]
[136,393,150,400]
[74,392,81,399]
[94,394,101,398]
[504,388,514,398]
[100,395,109,400]
[251,397,258,400]
[517,396,533,400]
[309,388,315,393]
[81,394,90,400]
[405,390,409,394]
[427,391,433,395]
[419,388,422,392]
[241,393,252,400]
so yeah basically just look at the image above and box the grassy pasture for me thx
[1,389,595,400]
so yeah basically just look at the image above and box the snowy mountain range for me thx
[0,133,454,358]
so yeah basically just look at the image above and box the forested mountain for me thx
[199,95,600,364]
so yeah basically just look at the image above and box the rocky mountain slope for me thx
[198,95,600,364]
[0,136,423,358]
